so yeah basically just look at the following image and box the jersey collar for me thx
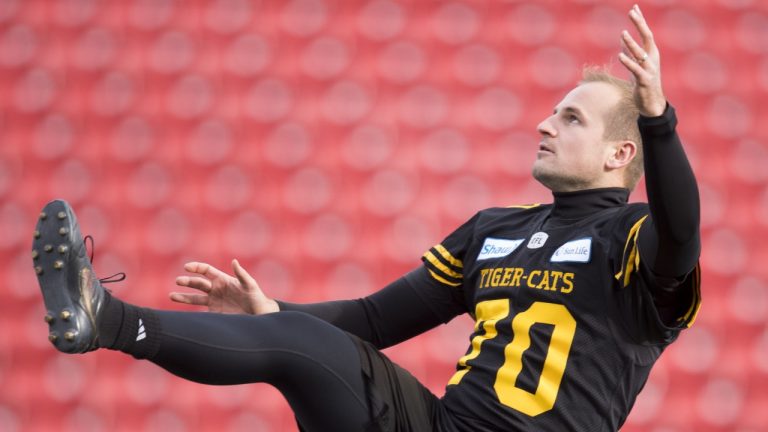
[550,188,630,221]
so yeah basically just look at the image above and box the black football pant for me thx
[140,310,372,431]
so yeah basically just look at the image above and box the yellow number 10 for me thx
[448,300,577,417]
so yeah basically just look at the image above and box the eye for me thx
[567,114,580,124]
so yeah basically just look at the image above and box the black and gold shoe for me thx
[32,200,110,353]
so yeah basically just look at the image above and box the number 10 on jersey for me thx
[448,300,577,417]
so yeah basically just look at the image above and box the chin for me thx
[532,166,557,190]
[533,167,582,192]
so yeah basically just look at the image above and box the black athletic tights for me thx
[102,301,373,432]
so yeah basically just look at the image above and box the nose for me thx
[537,115,556,138]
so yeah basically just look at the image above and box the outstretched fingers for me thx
[184,261,230,281]
[232,259,258,293]
[618,48,649,83]
[621,30,647,68]
[628,4,654,50]
[175,275,213,293]
[619,6,659,77]
[169,292,210,306]
[619,4,667,117]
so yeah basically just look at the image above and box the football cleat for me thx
[32,200,107,354]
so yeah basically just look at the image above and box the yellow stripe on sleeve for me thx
[614,215,648,288]
[680,264,702,327]
[428,269,462,287]
[434,244,463,269]
[424,251,463,279]
[506,203,541,209]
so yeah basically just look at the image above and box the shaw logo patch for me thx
[551,238,592,263]
[477,237,524,261]
[527,232,549,249]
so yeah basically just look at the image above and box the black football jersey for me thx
[421,202,701,431]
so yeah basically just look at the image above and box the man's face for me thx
[532,82,622,192]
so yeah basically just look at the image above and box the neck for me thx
[550,187,629,220]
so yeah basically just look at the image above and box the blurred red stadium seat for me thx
[3,1,767,430]
[357,0,406,42]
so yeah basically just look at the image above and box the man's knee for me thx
[257,311,357,358]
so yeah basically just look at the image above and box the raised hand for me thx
[170,260,280,315]
[618,4,667,117]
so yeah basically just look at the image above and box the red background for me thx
[2,0,768,430]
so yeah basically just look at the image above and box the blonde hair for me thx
[579,66,644,190]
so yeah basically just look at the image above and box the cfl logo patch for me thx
[527,232,549,249]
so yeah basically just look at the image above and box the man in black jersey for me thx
[33,5,700,431]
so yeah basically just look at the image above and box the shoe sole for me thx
[32,200,95,353]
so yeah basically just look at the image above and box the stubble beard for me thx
[532,163,592,193]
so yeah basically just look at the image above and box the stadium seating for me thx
[2,1,767,430]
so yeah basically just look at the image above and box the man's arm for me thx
[619,5,701,322]
[278,266,466,349]
[173,212,480,345]
[637,105,700,279]
[171,261,466,349]
[636,104,701,324]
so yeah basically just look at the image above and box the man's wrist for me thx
[261,298,281,314]
[638,102,677,137]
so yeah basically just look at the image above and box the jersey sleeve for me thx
[421,212,479,288]
[278,267,464,349]
[611,207,702,341]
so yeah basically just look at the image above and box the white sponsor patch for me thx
[477,237,524,261]
[527,232,549,249]
[551,238,592,263]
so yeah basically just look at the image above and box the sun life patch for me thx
[551,238,592,263]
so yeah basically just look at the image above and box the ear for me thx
[605,140,637,170]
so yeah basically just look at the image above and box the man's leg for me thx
[33,200,372,431]
[124,306,373,432]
